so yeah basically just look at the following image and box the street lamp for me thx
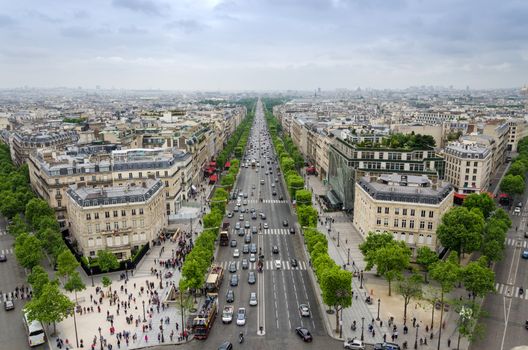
[347,248,350,265]
[377,299,381,321]
[414,323,420,349]
[125,261,128,279]
[337,231,340,247]
[360,270,364,289]
[142,300,146,322]
[361,317,365,341]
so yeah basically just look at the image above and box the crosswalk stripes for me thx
[0,231,7,236]
[217,260,307,271]
[505,239,528,248]
[260,229,290,235]
[495,283,528,300]
[0,248,13,255]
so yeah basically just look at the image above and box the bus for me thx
[23,312,46,347]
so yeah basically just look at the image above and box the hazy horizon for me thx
[1,0,527,90]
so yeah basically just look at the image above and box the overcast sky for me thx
[1,0,527,90]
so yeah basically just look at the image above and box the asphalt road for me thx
[0,216,49,350]
[471,192,528,350]
[183,100,342,350]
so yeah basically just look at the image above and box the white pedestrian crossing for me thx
[0,231,7,235]
[217,259,307,271]
[505,238,528,247]
[495,283,528,299]
[260,229,290,235]
[0,248,13,255]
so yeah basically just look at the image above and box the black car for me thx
[0,254,6,262]
[290,227,295,234]
[218,341,233,350]
[279,195,284,200]
[230,240,237,248]
[272,245,279,254]
[230,274,239,287]
[282,220,289,227]
[229,262,237,273]
[290,258,298,268]
[272,191,277,196]
[226,290,235,303]
[295,327,313,342]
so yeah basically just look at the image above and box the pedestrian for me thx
[383,334,386,342]
[144,335,148,343]
[448,338,451,348]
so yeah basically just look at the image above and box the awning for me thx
[498,193,509,198]
[209,174,218,182]
[225,161,231,168]
[454,193,466,199]
[209,161,217,167]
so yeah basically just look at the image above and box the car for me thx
[271,183,275,188]
[250,243,257,254]
[248,272,256,284]
[0,254,6,262]
[279,195,284,200]
[275,178,279,182]
[251,226,258,234]
[261,179,265,185]
[242,244,250,254]
[290,227,295,234]
[218,341,233,350]
[275,260,282,269]
[291,258,298,268]
[299,304,310,317]
[241,258,249,269]
[263,222,269,229]
[235,222,241,230]
[522,250,528,259]
[249,292,258,306]
[295,327,313,342]
[272,245,279,254]
[227,212,233,218]
[252,184,256,189]
[265,171,268,175]
[525,231,528,239]
[233,206,239,212]
[240,207,247,213]
[250,254,257,262]
[229,262,237,273]
[233,249,240,258]
[251,212,257,220]
[245,221,250,229]
[373,342,400,350]
[344,338,365,350]
[250,207,256,213]
[226,290,235,303]
[245,234,252,243]
[272,191,277,196]
[282,220,289,227]
[239,214,244,221]
[230,274,239,286]
[236,308,247,326]
[243,193,248,199]
[243,200,248,206]
[518,202,523,208]
[515,206,522,214]
[230,240,237,248]
[4,300,14,311]
[237,228,245,236]
[260,212,266,220]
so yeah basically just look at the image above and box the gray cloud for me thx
[112,0,168,16]
[164,19,207,34]
[0,14,16,27]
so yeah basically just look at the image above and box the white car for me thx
[514,207,521,215]
[344,338,365,350]
[263,222,269,229]
[233,249,240,258]
[275,260,282,269]
[299,304,310,317]
[236,308,246,326]
[249,254,256,262]
[249,292,258,306]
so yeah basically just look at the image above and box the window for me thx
[429,211,434,218]
[466,161,470,166]
[94,213,99,219]
[410,220,415,229]
[114,222,119,230]
[86,213,91,220]
[156,171,160,177]
[394,219,399,227]
[165,181,169,187]
[55,179,59,184]
[402,209,407,216]
[106,222,111,231]
[395,208,400,215]
[132,209,136,216]
[132,219,137,228]
[164,171,168,177]
[376,218,382,225]
[385,207,389,214]
[410,209,415,216]
[80,176,84,181]
[465,175,469,180]
[118,173,122,180]
[473,168,477,174]
[427,222,433,230]
[401,219,407,228]
[139,172,143,178]
[121,210,126,216]
[466,168,470,173]
[122,220,127,228]
[87,224,92,233]
[92,176,96,181]
[129,173,133,179]
[377,207,382,214]
[472,176,477,181]
[474,162,478,167]
[139,208,144,215]
[105,211,110,218]
[139,219,145,227]
[113,210,118,217]
[95,223,100,233]
[419,221,425,229]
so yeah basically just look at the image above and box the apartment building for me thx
[443,142,492,196]
[353,174,453,254]
[482,120,510,170]
[66,178,166,260]
[10,130,79,166]
[327,134,444,211]
[507,119,528,152]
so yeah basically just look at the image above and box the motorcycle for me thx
[239,333,244,343]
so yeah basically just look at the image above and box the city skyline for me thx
[1,0,527,90]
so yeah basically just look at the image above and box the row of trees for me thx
[262,100,352,333]
[360,232,495,347]
[437,193,511,264]
[500,136,528,198]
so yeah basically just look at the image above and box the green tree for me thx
[8,214,28,237]
[280,157,295,173]
[210,196,226,214]
[463,193,496,219]
[101,276,112,288]
[203,210,223,229]
[489,208,512,229]
[416,246,439,283]
[295,189,312,206]
[0,192,25,219]
[25,198,54,228]
[320,268,352,333]
[436,207,485,261]
[366,242,411,296]
[180,259,206,300]
[24,281,74,334]
[455,301,485,349]
[287,175,305,198]
[359,231,394,258]
[96,250,119,273]
[396,273,423,325]
[430,253,462,350]
[220,173,235,188]
[64,271,86,304]
[57,249,80,281]
[234,146,243,158]
[27,265,50,299]
[500,174,525,197]
[462,257,495,300]
[297,205,318,228]
[14,233,43,270]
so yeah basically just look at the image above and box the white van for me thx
[23,312,46,347]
